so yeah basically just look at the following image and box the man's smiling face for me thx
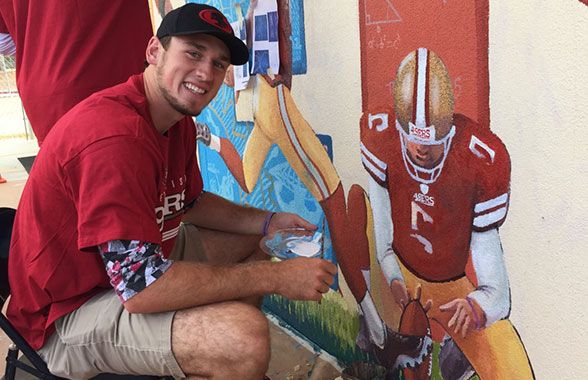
[155,34,230,117]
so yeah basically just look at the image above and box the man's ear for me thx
[146,36,162,65]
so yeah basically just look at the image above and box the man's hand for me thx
[390,279,409,308]
[273,258,337,301]
[266,212,317,235]
[440,298,487,338]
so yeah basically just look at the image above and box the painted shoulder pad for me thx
[359,110,394,186]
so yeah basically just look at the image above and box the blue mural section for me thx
[187,0,358,362]
[290,0,307,74]
[196,83,334,267]
[316,134,334,162]
[189,0,307,73]
[193,0,324,250]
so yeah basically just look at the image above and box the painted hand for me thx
[275,257,337,301]
[390,279,409,308]
[439,298,486,338]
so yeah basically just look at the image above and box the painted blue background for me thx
[190,0,335,279]
[183,0,368,365]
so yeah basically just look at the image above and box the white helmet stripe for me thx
[415,47,429,128]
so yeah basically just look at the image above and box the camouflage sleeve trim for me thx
[98,240,173,302]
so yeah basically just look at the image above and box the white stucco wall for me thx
[489,1,588,378]
[294,0,588,378]
[292,1,365,191]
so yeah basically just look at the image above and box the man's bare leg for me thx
[172,301,270,379]
[169,226,272,378]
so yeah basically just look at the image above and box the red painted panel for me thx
[358,0,490,127]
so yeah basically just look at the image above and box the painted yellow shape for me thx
[251,76,340,201]
[399,262,534,379]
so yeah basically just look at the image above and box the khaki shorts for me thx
[38,223,205,379]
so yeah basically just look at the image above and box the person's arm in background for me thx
[0,11,15,56]
[0,14,13,183]
[0,33,14,56]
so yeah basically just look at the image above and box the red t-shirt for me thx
[361,114,511,282]
[7,74,203,350]
[0,1,152,145]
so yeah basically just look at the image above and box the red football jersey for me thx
[361,114,511,282]
[0,1,152,145]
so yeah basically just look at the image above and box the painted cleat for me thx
[371,325,432,372]
[439,336,475,380]
[355,311,372,352]
[195,121,211,146]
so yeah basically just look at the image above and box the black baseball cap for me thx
[156,3,249,65]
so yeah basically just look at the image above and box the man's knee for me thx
[228,304,271,373]
[172,302,270,377]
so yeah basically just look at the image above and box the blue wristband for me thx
[262,212,276,236]
[466,297,481,330]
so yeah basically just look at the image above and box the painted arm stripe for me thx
[361,151,387,182]
[473,206,507,228]
[277,85,330,199]
[162,225,180,241]
[474,193,508,213]
[360,142,387,170]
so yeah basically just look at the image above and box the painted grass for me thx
[264,293,481,379]
[263,291,368,365]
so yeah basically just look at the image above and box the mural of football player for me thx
[204,70,435,375]
[199,73,341,201]
[195,0,431,370]
[350,47,535,378]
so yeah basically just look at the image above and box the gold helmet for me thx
[393,48,456,184]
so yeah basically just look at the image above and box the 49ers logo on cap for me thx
[199,9,233,34]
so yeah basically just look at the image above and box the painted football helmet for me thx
[394,48,455,184]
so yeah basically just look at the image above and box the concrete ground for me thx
[0,137,343,379]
